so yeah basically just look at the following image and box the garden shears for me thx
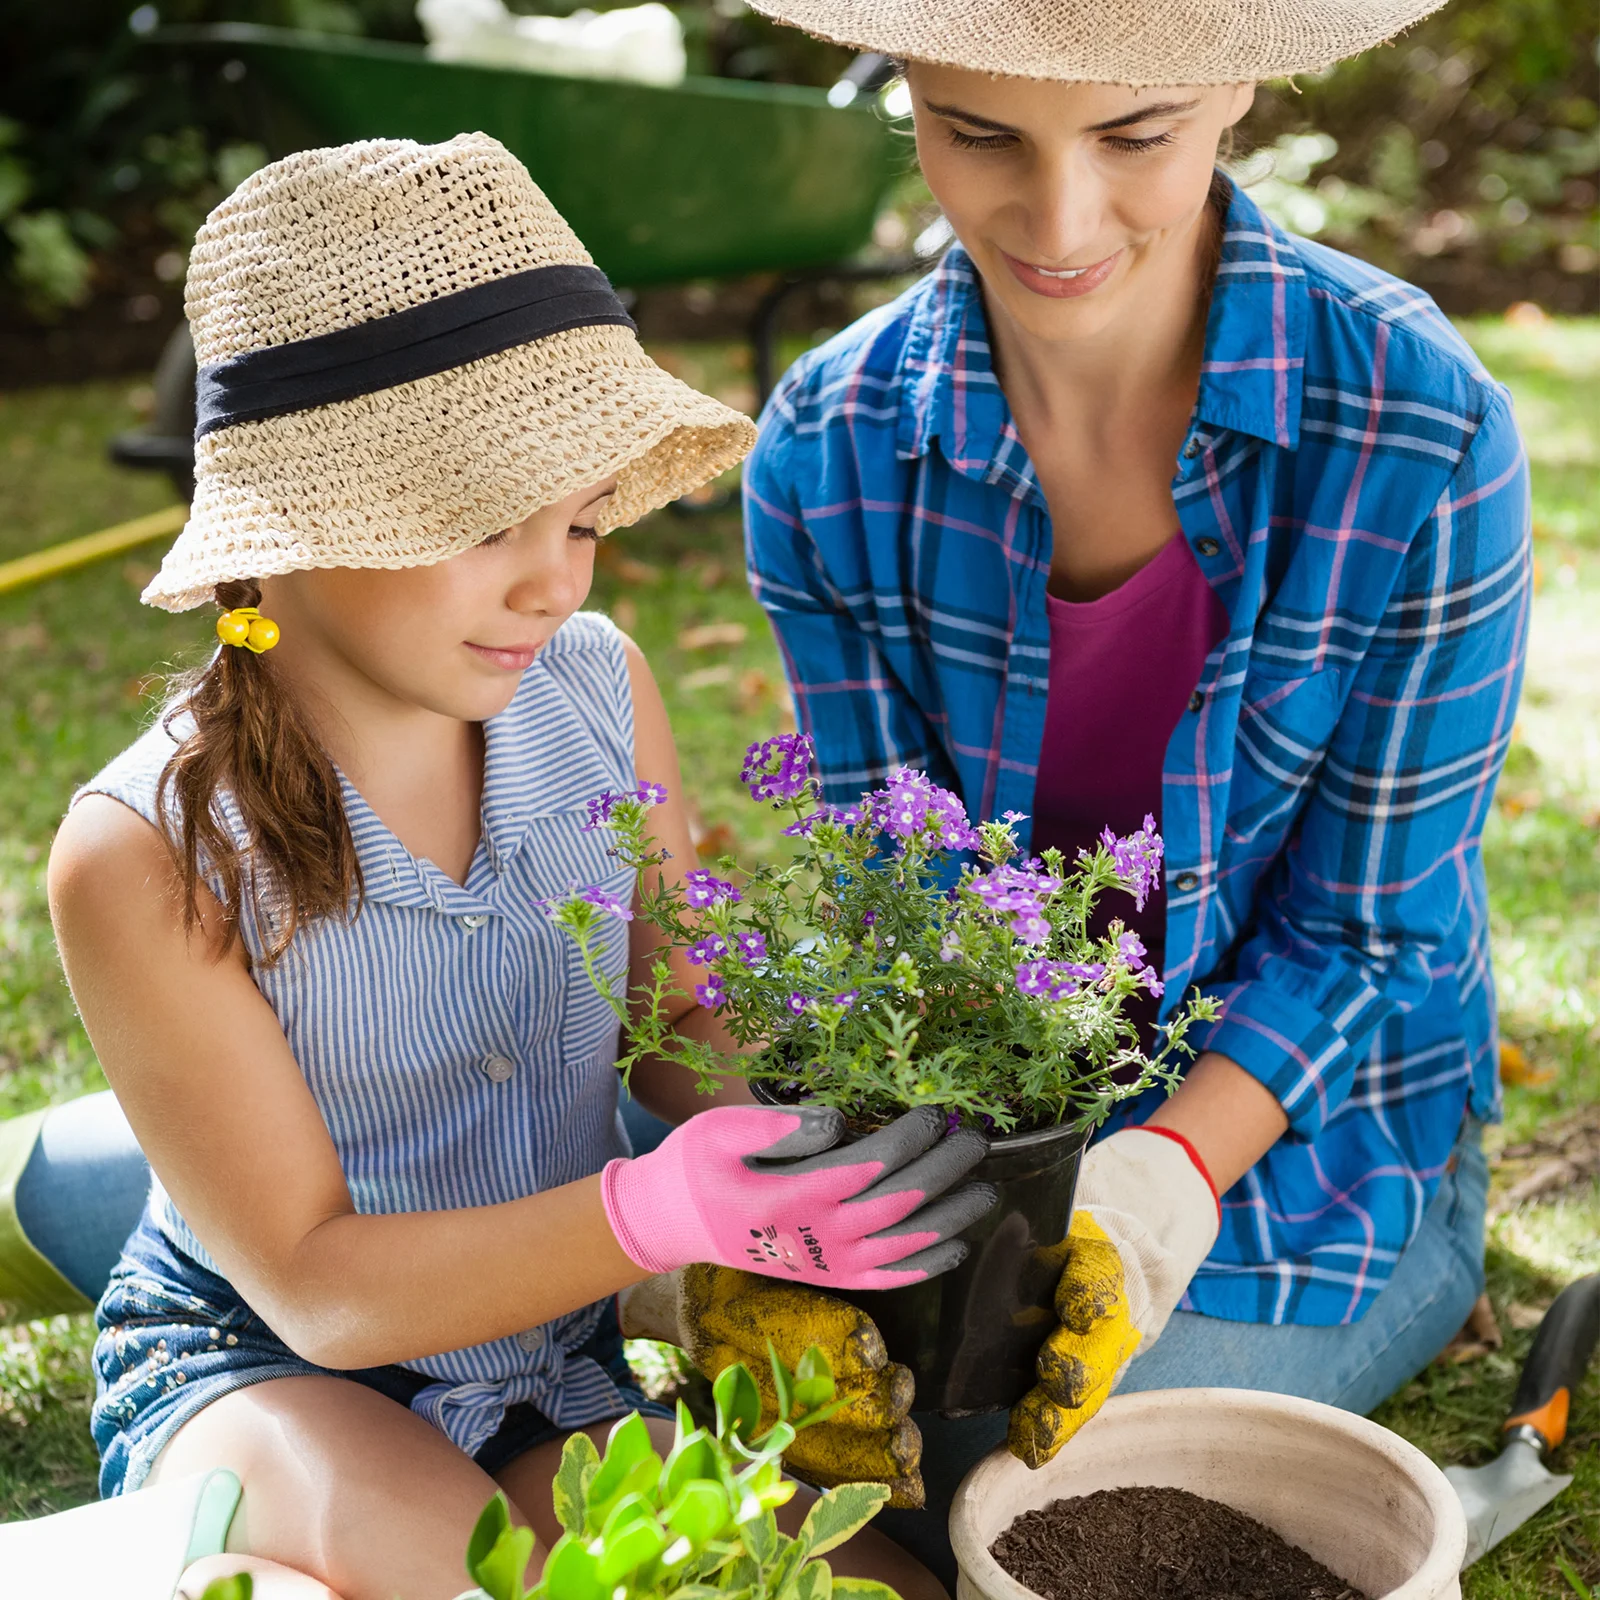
[1445,1273,1600,1567]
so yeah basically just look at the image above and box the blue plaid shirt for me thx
[743,180,1531,1326]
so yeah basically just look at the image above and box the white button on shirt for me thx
[517,1328,545,1352]
[459,913,489,930]
[481,1054,515,1083]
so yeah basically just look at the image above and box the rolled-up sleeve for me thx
[1199,391,1532,1139]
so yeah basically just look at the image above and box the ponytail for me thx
[155,580,362,964]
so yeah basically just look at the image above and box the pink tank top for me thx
[1030,532,1230,986]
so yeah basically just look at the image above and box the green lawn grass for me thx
[1,324,1597,1592]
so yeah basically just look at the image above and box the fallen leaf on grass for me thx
[597,544,661,585]
[680,664,735,691]
[695,822,739,862]
[677,622,747,651]
[1506,1300,1550,1331]
[1499,788,1545,817]
[1491,1103,1600,1217]
[736,668,776,714]
[1439,1293,1503,1364]
[1500,1040,1556,1088]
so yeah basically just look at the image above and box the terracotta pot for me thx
[949,1388,1467,1600]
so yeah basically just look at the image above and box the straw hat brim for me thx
[745,0,1451,86]
[143,321,755,613]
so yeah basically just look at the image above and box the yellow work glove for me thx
[1009,1127,1221,1468]
[618,1262,925,1507]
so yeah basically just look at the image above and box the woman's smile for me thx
[999,246,1123,299]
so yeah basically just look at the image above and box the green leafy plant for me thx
[550,736,1215,1134]
[457,1344,898,1600]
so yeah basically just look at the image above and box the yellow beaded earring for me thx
[216,606,281,654]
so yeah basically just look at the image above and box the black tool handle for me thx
[1505,1273,1600,1450]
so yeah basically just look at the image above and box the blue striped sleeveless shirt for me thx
[79,609,637,1454]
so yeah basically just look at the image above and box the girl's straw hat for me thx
[746,0,1450,87]
[144,133,755,612]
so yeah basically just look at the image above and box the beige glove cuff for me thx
[1074,1127,1221,1346]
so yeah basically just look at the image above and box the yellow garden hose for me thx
[0,503,186,597]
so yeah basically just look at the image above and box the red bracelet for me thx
[1139,1124,1222,1221]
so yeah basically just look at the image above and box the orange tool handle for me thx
[1505,1273,1600,1450]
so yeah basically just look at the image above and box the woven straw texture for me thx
[745,0,1450,85]
[146,133,755,612]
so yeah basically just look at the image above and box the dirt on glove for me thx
[989,1484,1369,1600]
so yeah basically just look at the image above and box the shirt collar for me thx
[895,176,1306,467]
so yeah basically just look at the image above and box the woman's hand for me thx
[602,1104,995,1288]
[1008,1126,1220,1467]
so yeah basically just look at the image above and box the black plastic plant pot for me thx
[752,1082,1092,1415]
[842,1117,1093,1416]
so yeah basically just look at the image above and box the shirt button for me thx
[1174,871,1200,893]
[480,1054,515,1083]
[459,913,489,931]
[1188,690,1205,713]
[1195,537,1221,558]
[516,1327,545,1352]
[1183,438,1202,459]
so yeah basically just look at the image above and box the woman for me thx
[737,0,1530,1577]
[36,134,984,1598]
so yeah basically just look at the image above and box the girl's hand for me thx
[601,1104,995,1289]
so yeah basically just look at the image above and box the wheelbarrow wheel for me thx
[108,320,197,504]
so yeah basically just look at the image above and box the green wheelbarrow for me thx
[111,25,920,499]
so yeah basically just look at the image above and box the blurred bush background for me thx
[2,0,1595,385]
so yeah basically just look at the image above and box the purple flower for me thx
[860,910,877,927]
[683,869,740,909]
[736,931,768,966]
[832,989,859,1009]
[1142,972,1166,998]
[927,786,982,851]
[1101,815,1164,912]
[741,733,816,804]
[695,975,728,1009]
[688,934,729,965]
[1009,904,1052,946]
[786,992,809,1014]
[1014,959,1078,1001]
[945,1110,962,1134]
[1117,932,1147,970]
[1003,810,1029,824]
[1063,962,1107,984]
[939,931,962,963]
[782,802,863,838]
[582,790,625,831]
[971,864,1063,914]
[635,781,668,807]
[579,886,633,921]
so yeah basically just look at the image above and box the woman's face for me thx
[262,478,614,724]
[908,63,1254,343]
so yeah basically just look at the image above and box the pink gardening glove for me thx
[601,1105,995,1290]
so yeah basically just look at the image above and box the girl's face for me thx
[263,479,614,724]
[908,63,1254,343]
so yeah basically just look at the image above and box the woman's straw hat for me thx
[745,0,1451,87]
[144,133,755,612]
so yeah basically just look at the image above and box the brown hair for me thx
[155,579,362,964]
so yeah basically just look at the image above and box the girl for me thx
[738,0,1531,1581]
[47,133,987,1599]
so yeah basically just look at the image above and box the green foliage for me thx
[1240,0,1597,300]
[457,1345,891,1600]
[553,763,1215,1132]
[196,1577,253,1600]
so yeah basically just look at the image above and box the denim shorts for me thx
[91,1204,656,1499]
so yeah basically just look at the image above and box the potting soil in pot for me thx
[989,1485,1370,1600]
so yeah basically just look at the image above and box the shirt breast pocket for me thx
[1228,666,1351,845]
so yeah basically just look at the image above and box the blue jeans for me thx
[872,1117,1489,1590]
